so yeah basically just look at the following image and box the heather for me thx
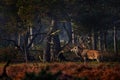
[0,62,120,80]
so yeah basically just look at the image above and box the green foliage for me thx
[1,0,120,34]
[17,0,35,22]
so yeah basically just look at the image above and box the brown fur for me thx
[71,46,102,62]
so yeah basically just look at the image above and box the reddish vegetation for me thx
[0,62,120,80]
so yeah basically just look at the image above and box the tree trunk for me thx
[113,26,118,55]
[103,31,107,51]
[24,41,28,63]
[23,32,29,63]
[72,27,75,45]
[97,31,102,50]
[53,35,61,60]
[91,28,97,49]
[52,20,61,61]
[44,36,51,62]
[28,27,33,48]
[18,33,21,46]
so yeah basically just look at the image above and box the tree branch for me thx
[0,39,23,51]
[0,60,12,80]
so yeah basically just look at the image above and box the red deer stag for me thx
[71,45,102,62]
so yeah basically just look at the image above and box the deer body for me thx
[71,46,101,62]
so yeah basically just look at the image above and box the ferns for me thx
[0,62,120,80]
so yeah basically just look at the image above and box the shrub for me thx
[23,68,62,80]
[0,47,24,63]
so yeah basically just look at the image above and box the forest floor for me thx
[0,61,120,80]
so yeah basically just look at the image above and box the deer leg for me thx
[96,58,100,62]
[83,57,87,63]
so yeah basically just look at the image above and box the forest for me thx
[0,0,120,80]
